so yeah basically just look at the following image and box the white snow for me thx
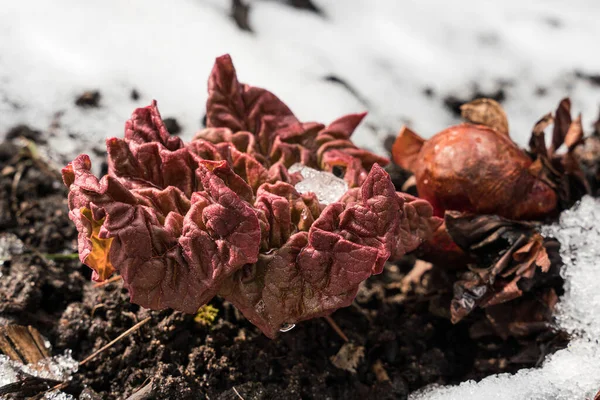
[289,162,348,204]
[411,196,600,400]
[43,392,76,400]
[1,0,599,169]
[0,350,78,387]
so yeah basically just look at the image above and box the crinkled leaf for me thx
[254,182,321,249]
[220,165,438,337]
[64,149,261,313]
[64,54,439,338]
[206,54,296,141]
[201,54,389,188]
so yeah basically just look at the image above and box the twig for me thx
[324,315,349,342]
[232,386,245,400]
[10,163,26,213]
[92,274,123,288]
[79,317,151,366]
[90,304,106,318]
[28,381,69,400]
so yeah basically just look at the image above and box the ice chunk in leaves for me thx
[289,163,348,205]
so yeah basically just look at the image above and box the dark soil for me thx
[75,91,101,108]
[0,134,568,400]
[443,87,507,117]
[163,118,182,136]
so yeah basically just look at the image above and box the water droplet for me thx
[279,323,295,332]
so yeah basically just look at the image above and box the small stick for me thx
[29,381,69,400]
[232,386,245,400]
[92,274,123,288]
[10,163,26,213]
[79,317,151,366]
[324,315,349,342]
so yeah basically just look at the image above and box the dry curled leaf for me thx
[550,98,572,155]
[484,288,558,339]
[445,212,560,323]
[391,125,424,171]
[573,127,600,195]
[330,342,365,373]
[528,98,591,210]
[460,98,509,136]
[564,113,583,150]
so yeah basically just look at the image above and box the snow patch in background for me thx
[1,0,600,168]
[412,196,600,400]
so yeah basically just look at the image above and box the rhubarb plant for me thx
[63,55,441,337]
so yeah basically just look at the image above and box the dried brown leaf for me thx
[0,325,51,364]
[484,289,558,339]
[550,98,572,155]
[564,113,584,151]
[446,212,558,323]
[460,98,509,136]
[400,260,433,293]
[529,113,553,157]
[330,343,365,373]
[526,99,591,210]
[391,125,425,172]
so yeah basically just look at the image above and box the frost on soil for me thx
[412,196,600,400]
[289,163,349,204]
